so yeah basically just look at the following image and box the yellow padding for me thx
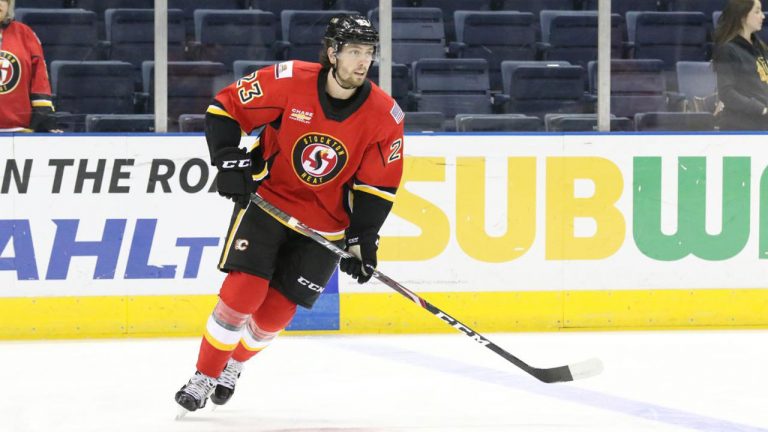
[563,289,768,329]
[1,289,768,340]
[0,295,217,340]
[341,289,768,333]
[340,291,564,333]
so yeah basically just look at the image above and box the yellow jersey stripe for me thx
[206,105,236,120]
[31,100,54,108]
[352,184,396,202]
[252,165,268,182]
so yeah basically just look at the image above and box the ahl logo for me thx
[0,51,22,94]
[291,133,348,186]
[289,108,313,124]
[234,239,249,251]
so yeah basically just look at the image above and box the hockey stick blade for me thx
[249,193,604,383]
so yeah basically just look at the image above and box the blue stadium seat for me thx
[634,111,715,130]
[544,113,634,131]
[582,0,661,15]
[105,9,185,73]
[50,60,135,114]
[455,114,543,131]
[453,11,535,91]
[178,114,206,132]
[676,61,716,112]
[233,60,278,79]
[588,59,668,118]
[411,59,493,129]
[168,0,244,39]
[404,111,445,132]
[419,0,492,42]
[76,0,154,37]
[369,7,446,66]
[280,10,355,61]
[76,0,154,14]
[669,0,722,17]
[368,63,410,110]
[538,11,623,68]
[331,0,411,14]
[85,114,155,132]
[15,0,70,7]
[142,61,229,131]
[626,11,708,68]
[501,60,589,117]
[253,0,327,39]
[670,0,722,39]
[195,10,278,68]
[252,0,324,15]
[497,0,576,18]
[15,9,98,62]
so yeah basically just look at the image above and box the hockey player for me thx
[0,0,60,132]
[174,14,404,416]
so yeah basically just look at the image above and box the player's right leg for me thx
[175,204,289,414]
[175,272,270,413]
[212,286,298,405]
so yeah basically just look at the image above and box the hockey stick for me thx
[249,193,603,383]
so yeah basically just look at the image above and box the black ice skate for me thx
[211,358,244,406]
[174,372,216,419]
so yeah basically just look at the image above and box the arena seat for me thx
[453,11,536,90]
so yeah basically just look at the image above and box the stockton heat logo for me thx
[292,133,348,186]
[0,51,21,94]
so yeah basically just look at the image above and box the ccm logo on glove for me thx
[221,159,252,169]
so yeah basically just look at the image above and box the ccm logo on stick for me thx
[435,312,490,346]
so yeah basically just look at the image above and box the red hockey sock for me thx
[196,271,270,377]
[232,286,297,362]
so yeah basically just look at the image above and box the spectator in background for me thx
[0,0,61,132]
[713,0,768,130]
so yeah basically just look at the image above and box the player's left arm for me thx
[348,133,403,239]
[27,30,57,132]
[340,126,404,283]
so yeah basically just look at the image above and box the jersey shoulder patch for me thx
[389,100,404,125]
[275,61,294,79]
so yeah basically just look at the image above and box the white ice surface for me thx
[0,331,766,432]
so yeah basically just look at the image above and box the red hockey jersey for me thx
[0,20,54,131]
[208,61,404,237]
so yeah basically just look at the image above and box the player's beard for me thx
[335,67,367,89]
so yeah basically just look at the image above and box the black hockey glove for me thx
[339,233,378,284]
[213,147,254,209]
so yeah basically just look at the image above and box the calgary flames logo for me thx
[0,51,21,94]
[292,133,348,186]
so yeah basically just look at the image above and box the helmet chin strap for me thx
[331,66,357,90]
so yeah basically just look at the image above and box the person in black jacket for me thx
[713,0,768,130]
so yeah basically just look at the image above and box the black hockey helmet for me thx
[324,14,379,49]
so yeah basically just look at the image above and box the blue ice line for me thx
[332,340,767,432]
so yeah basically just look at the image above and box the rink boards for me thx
[2,133,768,339]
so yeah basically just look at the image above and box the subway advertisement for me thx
[1,133,767,339]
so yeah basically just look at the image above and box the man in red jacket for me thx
[0,0,60,132]
[174,14,404,417]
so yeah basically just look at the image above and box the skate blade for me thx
[211,404,218,412]
[175,407,190,420]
